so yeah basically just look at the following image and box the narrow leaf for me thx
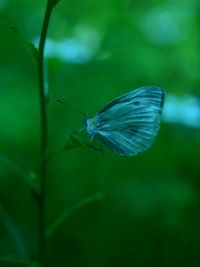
[8,24,38,62]
[45,192,105,238]
[0,257,30,266]
[64,133,86,150]
[0,202,29,258]
[65,133,104,154]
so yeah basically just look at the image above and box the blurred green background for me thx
[1,0,200,266]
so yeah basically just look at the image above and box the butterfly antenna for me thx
[57,99,86,119]
[86,108,89,118]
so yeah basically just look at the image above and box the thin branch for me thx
[37,0,54,265]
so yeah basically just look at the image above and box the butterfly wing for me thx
[94,86,165,156]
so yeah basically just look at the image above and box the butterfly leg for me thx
[78,127,85,132]
[90,134,94,143]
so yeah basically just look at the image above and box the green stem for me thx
[37,0,54,265]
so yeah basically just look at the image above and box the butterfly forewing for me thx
[98,86,164,114]
[88,86,165,156]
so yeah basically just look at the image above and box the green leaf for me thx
[29,172,41,201]
[26,42,39,62]
[8,24,38,62]
[64,133,104,154]
[0,154,40,199]
[64,133,86,150]
[84,140,104,154]
[0,203,29,258]
[45,192,106,239]
[47,134,104,160]
[0,154,29,185]
[68,133,83,145]
[0,257,30,266]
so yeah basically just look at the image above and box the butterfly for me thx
[86,86,165,156]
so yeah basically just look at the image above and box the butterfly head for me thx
[86,117,98,135]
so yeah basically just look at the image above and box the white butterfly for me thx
[86,86,165,156]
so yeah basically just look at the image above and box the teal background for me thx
[1,0,200,266]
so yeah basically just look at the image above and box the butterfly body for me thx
[86,118,98,135]
[86,86,165,157]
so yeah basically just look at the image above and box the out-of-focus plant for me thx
[0,1,105,266]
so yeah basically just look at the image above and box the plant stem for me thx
[37,0,53,265]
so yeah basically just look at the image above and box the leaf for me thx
[64,133,86,150]
[0,154,40,198]
[0,154,29,185]
[8,24,38,62]
[47,134,104,160]
[45,192,106,239]
[26,42,39,62]
[0,257,30,266]
[64,133,104,154]
[64,133,87,151]
[84,140,104,154]
[0,202,29,258]
[29,172,41,201]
